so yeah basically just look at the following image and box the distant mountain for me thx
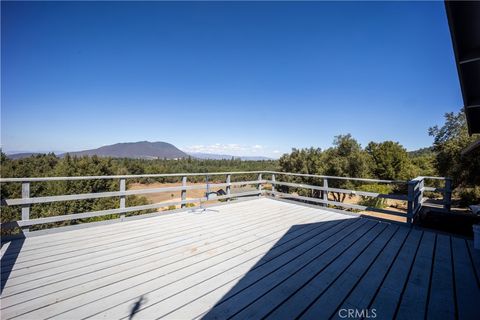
[5,142,274,161]
[62,141,188,159]
[6,152,44,160]
[188,152,273,161]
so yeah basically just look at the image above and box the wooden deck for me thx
[1,198,479,320]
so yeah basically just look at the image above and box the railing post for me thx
[257,173,262,196]
[444,178,452,211]
[407,180,416,225]
[119,178,126,221]
[271,173,275,197]
[181,176,187,208]
[226,174,231,201]
[322,178,328,207]
[21,182,30,234]
[419,178,424,209]
[407,182,413,225]
[206,175,210,201]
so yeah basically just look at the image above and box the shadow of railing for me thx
[1,234,25,294]
[129,295,147,320]
[200,216,376,319]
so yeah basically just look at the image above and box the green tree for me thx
[277,135,370,202]
[428,110,480,187]
[323,134,371,202]
[365,141,413,180]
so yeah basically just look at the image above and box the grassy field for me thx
[128,182,258,210]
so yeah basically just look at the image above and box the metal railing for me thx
[0,171,452,234]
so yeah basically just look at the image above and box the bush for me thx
[167,205,177,211]
[457,187,480,207]
[357,184,393,209]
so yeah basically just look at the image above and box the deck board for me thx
[451,237,480,320]
[362,228,423,319]
[297,224,399,319]
[427,234,456,320]
[395,231,436,319]
[330,226,411,320]
[1,197,479,320]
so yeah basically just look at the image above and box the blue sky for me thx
[1,1,462,158]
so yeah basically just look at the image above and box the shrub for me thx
[357,184,393,209]
[167,205,177,211]
[457,187,480,207]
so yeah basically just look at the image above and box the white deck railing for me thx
[0,171,452,234]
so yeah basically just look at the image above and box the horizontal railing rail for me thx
[0,172,265,233]
[3,180,265,206]
[265,180,408,201]
[0,171,265,183]
[0,171,452,234]
[262,171,406,184]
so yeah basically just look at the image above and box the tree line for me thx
[0,155,276,233]
[276,109,479,205]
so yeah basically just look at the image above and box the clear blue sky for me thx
[1,1,462,158]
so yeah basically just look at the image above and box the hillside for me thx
[63,141,188,159]
[408,146,434,157]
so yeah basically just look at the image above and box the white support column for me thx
[119,178,126,221]
[444,178,452,211]
[407,180,415,225]
[181,176,187,208]
[257,173,262,196]
[21,182,30,234]
[226,174,231,201]
[322,178,328,207]
[271,174,275,197]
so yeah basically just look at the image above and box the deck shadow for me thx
[201,216,361,319]
[1,236,25,294]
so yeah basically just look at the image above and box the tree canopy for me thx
[428,110,480,187]
[365,141,413,180]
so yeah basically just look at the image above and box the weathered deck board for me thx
[427,234,456,320]
[1,198,479,320]
[451,237,480,320]
[368,229,423,318]
[2,204,301,282]
[297,224,399,319]
[262,222,389,320]
[2,207,311,298]
[330,226,411,320]
[395,231,436,319]
[2,205,317,316]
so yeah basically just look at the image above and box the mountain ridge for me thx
[62,141,188,159]
[4,141,273,160]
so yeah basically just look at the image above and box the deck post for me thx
[271,174,275,197]
[206,175,210,202]
[226,174,231,201]
[322,178,328,207]
[181,176,187,208]
[407,180,415,225]
[257,173,263,195]
[443,178,452,211]
[119,178,126,221]
[419,178,424,210]
[21,182,30,234]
